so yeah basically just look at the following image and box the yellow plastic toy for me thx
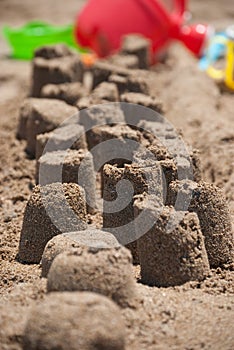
[207,25,234,91]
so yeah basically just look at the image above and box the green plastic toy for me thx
[3,21,86,60]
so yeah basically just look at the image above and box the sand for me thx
[0,1,234,350]
[23,292,125,350]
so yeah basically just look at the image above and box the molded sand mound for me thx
[168,179,234,267]
[134,196,210,286]
[121,34,151,69]
[18,182,87,263]
[23,291,125,350]
[31,44,83,97]
[92,82,119,102]
[37,149,96,213]
[47,246,137,308]
[41,81,88,105]
[19,98,78,156]
[41,229,120,277]
[102,161,163,263]
[120,92,163,114]
[35,123,87,161]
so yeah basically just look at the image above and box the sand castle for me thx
[18,41,233,277]
[15,42,233,348]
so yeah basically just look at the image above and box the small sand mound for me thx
[18,182,87,263]
[41,229,120,277]
[168,180,234,267]
[23,291,125,350]
[134,196,210,286]
[47,245,137,308]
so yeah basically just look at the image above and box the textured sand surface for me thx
[0,1,233,349]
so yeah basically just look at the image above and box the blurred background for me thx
[0,0,233,57]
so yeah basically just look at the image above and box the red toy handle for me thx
[137,0,169,25]
[173,0,186,16]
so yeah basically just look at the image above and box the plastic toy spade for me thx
[75,0,211,62]
[3,21,86,59]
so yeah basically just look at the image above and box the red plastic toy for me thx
[75,0,210,62]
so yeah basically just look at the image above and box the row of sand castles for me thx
[17,38,233,349]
